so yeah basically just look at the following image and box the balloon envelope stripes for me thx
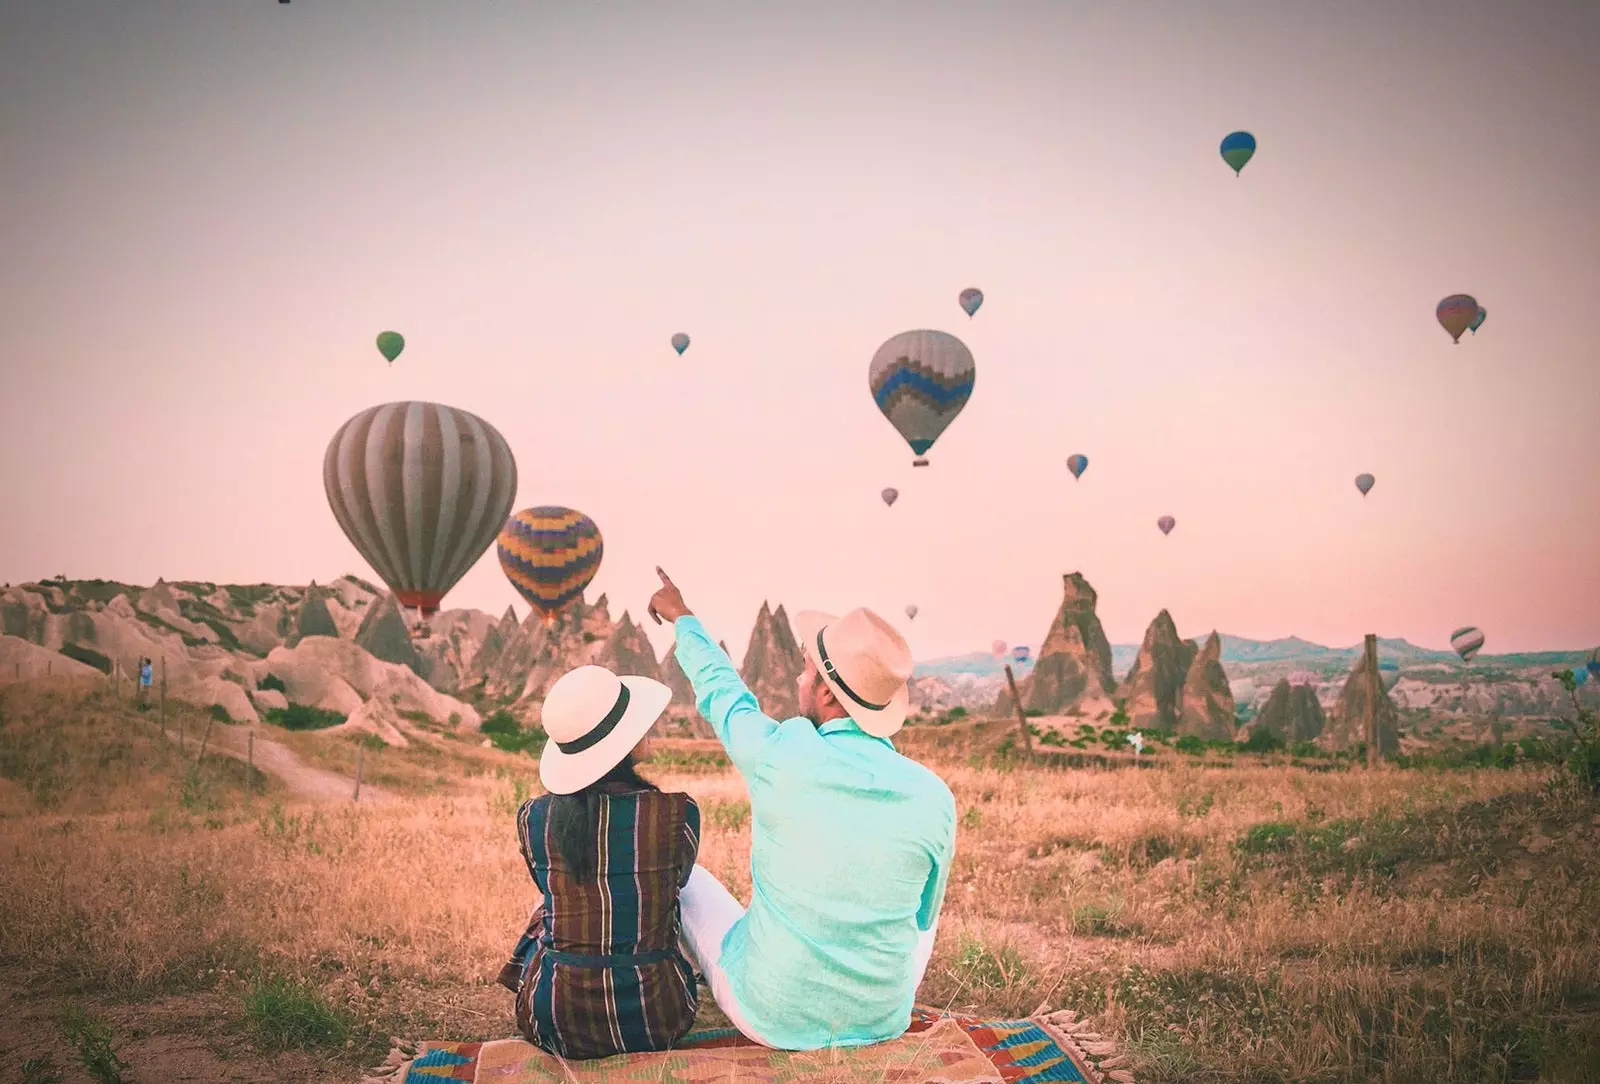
[323,401,517,619]
[497,507,604,625]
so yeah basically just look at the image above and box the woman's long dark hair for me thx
[548,755,659,883]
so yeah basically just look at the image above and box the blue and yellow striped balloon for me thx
[497,507,604,626]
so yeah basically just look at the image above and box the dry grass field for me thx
[3,680,1599,1083]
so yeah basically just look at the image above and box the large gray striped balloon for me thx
[323,401,517,617]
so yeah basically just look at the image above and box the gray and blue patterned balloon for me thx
[869,329,976,467]
[1450,626,1485,662]
[958,287,984,317]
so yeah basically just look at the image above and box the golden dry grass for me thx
[3,682,1599,1083]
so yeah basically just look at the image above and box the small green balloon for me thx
[376,331,405,363]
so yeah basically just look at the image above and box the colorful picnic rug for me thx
[362,1007,1134,1084]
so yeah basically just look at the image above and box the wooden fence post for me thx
[1365,633,1380,769]
[159,657,167,734]
[196,715,214,764]
[1002,665,1035,757]
[353,745,365,802]
[247,731,255,798]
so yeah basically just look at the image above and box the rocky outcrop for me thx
[289,583,340,645]
[593,612,661,681]
[1326,652,1400,756]
[1252,678,1325,743]
[263,637,480,735]
[414,607,497,692]
[478,595,624,717]
[463,606,519,685]
[1178,632,1236,740]
[740,602,805,720]
[1119,610,1197,731]
[995,573,1117,720]
[354,594,418,670]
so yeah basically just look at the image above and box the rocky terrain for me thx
[2,575,1590,750]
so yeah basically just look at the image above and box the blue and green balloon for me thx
[1220,131,1256,176]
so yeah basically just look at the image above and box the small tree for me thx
[1552,670,1599,796]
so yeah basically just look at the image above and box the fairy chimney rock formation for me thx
[469,606,519,681]
[994,573,1118,719]
[595,612,661,682]
[1252,678,1326,744]
[740,601,805,720]
[1178,632,1236,740]
[1119,610,1197,731]
[353,593,419,670]
[1328,652,1401,756]
[289,584,341,645]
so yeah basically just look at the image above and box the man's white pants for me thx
[677,865,939,1048]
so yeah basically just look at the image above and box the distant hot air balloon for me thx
[1355,473,1375,496]
[376,331,405,364]
[958,288,984,317]
[498,507,604,628]
[1450,626,1485,662]
[1587,647,1599,679]
[1067,454,1089,480]
[1157,515,1176,535]
[991,639,1007,662]
[1469,307,1487,335]
[671,333,690,356]
[1576,667,1590,687]
[1378,660,1400,690]
[1220,131,1256,176]
[323,402,517,636]
[905,604,918,620]
[1437,295,1479,344]
[1012,645,1031,665]
[870,330,976,468]
[881,487,899,507]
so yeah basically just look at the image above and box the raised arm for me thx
[672,615,778,778]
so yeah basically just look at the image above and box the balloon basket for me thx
[912,458,929,468]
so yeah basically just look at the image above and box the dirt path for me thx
[168,721,396,805]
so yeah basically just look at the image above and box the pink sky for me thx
[2,1,1597,660]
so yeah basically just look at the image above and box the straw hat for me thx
[538,666,673,795]
[792,608,913,737]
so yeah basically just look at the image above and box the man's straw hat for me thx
[792,608,913,737]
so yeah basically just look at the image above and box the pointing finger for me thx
[656,566,674,587]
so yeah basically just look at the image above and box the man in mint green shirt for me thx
[647,569,956,1051]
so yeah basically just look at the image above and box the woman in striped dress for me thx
[496,665,702,1060]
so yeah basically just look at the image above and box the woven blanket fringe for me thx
[361,1037,421,1084]
[1034,1009,1136,1084]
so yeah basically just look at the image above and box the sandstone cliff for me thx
[994,573,1117,720]
[289,583,340,645]
[1178,632,1236,740]
[1252,678,1326,743]
[1326,652,1401,756]
[1119,610,1197,731]
[740,602,805,720]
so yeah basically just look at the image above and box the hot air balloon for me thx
[1220,131,1256,175]
[958,288,984,317]
[881,487,899,507]
[1469,307,1487,334]
[497,507,604,628]
[1355,473,1375,496]
[1450,626,1485,662]
[1572,667,1587,687]
[1437,295,1479,344]
[1587,647,1599,679]
[869,330,976,467]
[905,604,918,620]
[323,401,517,638]
[1157,515,1176,535]
[1012,645,1031,665]
[1067,454,1089,480]
[1378,660,1400,690]
[671,333,690,356]
[991,640,1007,663]
[376,331,405,364]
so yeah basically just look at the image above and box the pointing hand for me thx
[647,567,692,626]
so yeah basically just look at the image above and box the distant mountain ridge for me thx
[914,633,1584,677]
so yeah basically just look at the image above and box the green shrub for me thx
[243,975,350,1051]
[59,643,111,674]
[1241,727,1285,754]
[263,703,346,731]
[256,673,287,693]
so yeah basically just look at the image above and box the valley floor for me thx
[3,683,1599,1083]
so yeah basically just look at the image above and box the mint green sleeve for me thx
[917,787,957,932]
[673,615,777,778]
